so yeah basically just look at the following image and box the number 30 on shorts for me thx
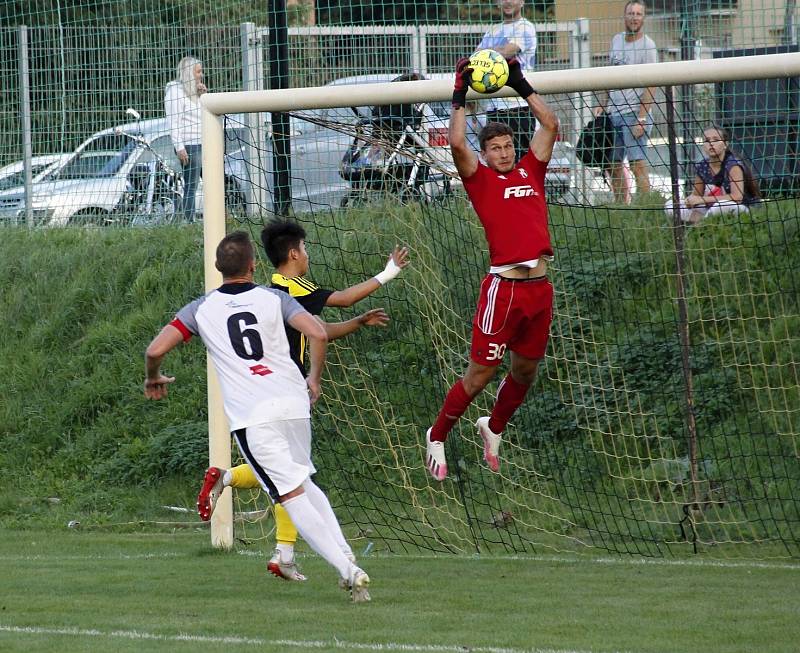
[486,342,507,361]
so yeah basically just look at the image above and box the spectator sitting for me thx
[664,125,760,225]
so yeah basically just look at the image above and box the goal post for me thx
[203,52,800,115]
[202,53,800,555]
[200,109,233,548]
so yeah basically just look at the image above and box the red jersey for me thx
[462,150,553,267]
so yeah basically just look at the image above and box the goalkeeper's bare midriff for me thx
[496,260,548,279]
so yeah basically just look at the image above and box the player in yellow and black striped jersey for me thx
[197,219,409,581]
[270,273,333,377]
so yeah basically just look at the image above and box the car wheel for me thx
[69,208,110,227]
[429,178,453,205]
[155,193,181,225]
[398,185,423,205]
[130,211,152,227]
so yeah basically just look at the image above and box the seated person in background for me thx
[665,125,760,224]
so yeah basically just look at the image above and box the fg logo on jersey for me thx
[503,184,538,199]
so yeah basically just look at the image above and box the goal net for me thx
[202,53,800,559]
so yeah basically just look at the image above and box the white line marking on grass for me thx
[0,625,262,646]
[2,549,797,572]
[0,552,186,562]
[0,624,633,653]
[487,553,800,571]
[330,551,800,571]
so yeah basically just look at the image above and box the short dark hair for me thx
[260,219,306,267]
[479,122,514,151]
[215,231,254,277]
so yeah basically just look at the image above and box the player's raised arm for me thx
[527,94,559,163]
[505,57,559,163]
[449,58,479,179]
[325,245,409,307]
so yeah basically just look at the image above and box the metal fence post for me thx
[413,27,425,75]
[241,22,269,215]
[573,18,592,201]
[18,25,33,228]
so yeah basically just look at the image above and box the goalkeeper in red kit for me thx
[424,56,560,481]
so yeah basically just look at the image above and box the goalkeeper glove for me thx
[374,256,403,285]
[506,57,536,99]
[452,57,472,109]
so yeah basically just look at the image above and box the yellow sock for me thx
[229,463,260,489]
[274,503,299,546]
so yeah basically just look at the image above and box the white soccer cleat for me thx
[425,428,448,481]
[347,566,371,603]
[476,417,502,473]
[267,549,307,582]
[338,551,357,589]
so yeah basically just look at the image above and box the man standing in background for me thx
[478,0,537,68]
[596,1,658,203]
[478,0,538,157]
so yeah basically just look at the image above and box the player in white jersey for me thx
[143,231,371,602]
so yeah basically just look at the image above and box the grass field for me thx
[1,529,797,653]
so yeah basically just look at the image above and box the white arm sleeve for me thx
[164,82,184,152]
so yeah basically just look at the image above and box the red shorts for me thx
[470,273,553,366]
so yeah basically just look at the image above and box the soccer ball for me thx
[467,49,510,94]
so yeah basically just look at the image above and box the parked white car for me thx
[0,79,576,226]
[0,115,247,226]
[0,154,70,192]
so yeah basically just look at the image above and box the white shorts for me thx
[664,198,750,223]
[232,418,316,501]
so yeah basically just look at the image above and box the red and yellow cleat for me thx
[267,549,307,582]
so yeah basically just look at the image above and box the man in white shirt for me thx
[143,231,371,602]
[595,1,658,202]
[164,56,206,222]
[478,0,538,157]
[477,0,537,69]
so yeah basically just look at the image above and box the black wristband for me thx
[512,77,536,99]
[452,88,467,109]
